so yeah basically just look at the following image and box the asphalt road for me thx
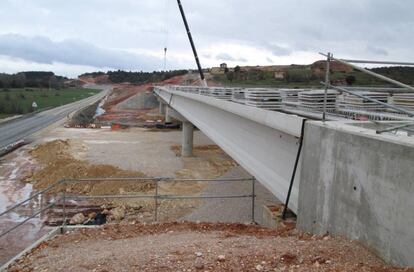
[0,84,111,150]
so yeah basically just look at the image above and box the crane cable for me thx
[163,0,171,71]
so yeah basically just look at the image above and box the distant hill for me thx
[209,61,414,88]
[79,70,188,85]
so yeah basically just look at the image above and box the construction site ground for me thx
[2,81,413,270]
[0,123,278,265]
[8,222,411,272]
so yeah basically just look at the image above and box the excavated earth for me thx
[24,139,152,196]
[7,222,412,272]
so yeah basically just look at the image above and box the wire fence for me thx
[0,176,256,240]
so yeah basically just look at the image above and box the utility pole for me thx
[176,0,207,86]
[164,47,167,71]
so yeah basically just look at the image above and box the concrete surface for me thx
[297,121,414,267]
[117,92,159,110]
[45,128,215,178]
[154,86,304,213]
[182,121,194,157]
[183,166,280,225]
[0,85,110,150]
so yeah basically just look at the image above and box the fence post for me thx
[61,182,66,234]
[154,179,159,222]
[251,177,256,223]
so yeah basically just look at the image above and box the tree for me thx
[226,71,234,82]
[0,101,5,113]
[234,66,241,73]
[345,75,356,86]
[285,69,312,83]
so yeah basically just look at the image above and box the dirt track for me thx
[7,222,411,272]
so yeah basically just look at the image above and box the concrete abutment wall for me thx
[297,121,414,267]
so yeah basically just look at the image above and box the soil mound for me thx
[25,140,153,195]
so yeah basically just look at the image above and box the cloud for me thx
[366,45,388,56]
[216,53,248,63]
[0,0,414,76]
[0,33,162,71]
[262,43,292,57]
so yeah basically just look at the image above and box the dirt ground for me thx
[24,139,152,196]
[7,222,412,272]
[19,128,238,222]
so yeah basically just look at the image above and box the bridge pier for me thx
[181,121,194,157]
[159,101,166,115]
[165,106,172,123]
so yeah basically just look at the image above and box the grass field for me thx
[0,88,101,118]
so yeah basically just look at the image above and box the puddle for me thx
[0,148,49,265]
[0,150,36,214]
[94,96,108,118]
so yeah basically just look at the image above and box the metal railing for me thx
[320,52,414,133]
[0,176,256,240]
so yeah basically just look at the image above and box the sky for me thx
[0,0,413,78]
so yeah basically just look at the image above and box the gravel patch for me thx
[7,222,409,272]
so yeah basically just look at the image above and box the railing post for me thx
[154,178,159,222]
[251,177,256,223]
[323,52,331,122]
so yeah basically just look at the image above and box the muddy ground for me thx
[29,128,238,220]
[0,124,241,266]
[7,222,412,272]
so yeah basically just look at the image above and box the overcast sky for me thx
[0,0,413,77]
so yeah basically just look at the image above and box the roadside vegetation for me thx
[80,70,188,84]
[0,71,67,89]
[0,88,100,118]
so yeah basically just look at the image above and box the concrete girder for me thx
[154,86,305,213]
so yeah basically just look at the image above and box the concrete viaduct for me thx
[154,85,414,267]
[155,86,304,213]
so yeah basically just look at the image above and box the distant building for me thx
[211,63,230,75]
[311,60,353,77]
[274,69,286,79]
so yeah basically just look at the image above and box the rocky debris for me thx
[217,255,226,262]
[69,101,100,127]
[88,212,97,220]
[69,213,85,225]
[108,206,126,221]
[8,222,411,272]
[194,257,204,270]
[44,201,105,226]
[255,264,264,271]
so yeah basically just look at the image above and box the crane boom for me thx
[176,0,207,86]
